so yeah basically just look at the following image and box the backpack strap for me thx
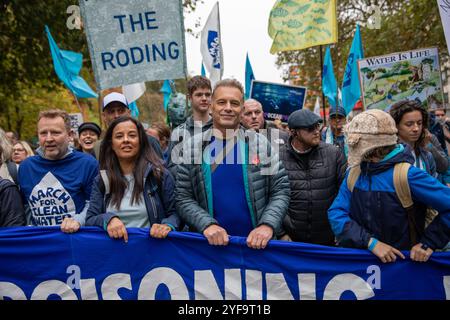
[100,170,110,196]
[347,166,361,192]
[393,162,413,209]
[6,161,18,185]
[393,162,418,246]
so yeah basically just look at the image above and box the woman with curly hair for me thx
[389,100,448,177]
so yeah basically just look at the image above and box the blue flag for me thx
[128,101,139,118]
[160,80,173,111]
[322,46,338,108]
[45,26,97,98]
[245,53,255,100]
[341,25,364,114]
[201,62,206,77]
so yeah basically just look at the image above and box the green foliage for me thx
[0,0,199,139]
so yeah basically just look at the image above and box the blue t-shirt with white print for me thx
[18,150,98,226]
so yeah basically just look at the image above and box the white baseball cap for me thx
[102,92,129,111]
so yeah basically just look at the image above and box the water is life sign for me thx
[79,0,187,90]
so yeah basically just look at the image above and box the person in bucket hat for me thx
[328,109,450,263]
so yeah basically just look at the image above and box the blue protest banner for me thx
[0,227,449,300]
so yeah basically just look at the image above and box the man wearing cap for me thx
[279,108,346,245]
[93,92,163,159]
[328,109,450,263]
[18,109,98,232]
[240,98,289,150]
[322,106,348,159]
[77,122,101,157]
[175,79,290,249]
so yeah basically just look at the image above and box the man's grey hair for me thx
[213,79,244,101]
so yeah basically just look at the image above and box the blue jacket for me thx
[403,144,436,177]
[85,163,180,230]
[328,149,450,250]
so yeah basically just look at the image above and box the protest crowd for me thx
[1,74,449,265]
[1,0,450,301]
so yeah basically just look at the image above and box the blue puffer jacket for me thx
[328,148,450,250]
[85,163,180,230]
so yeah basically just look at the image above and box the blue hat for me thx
[288,109,323,129]
[329,106,346,118]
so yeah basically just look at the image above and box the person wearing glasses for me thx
[12,141,34,165]
[5,141,35,185]
[322,106,348,159]
[279,108,347,245]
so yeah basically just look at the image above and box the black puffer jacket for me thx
[279,140,347,246]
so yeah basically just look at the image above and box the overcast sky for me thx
[184,0,285,85]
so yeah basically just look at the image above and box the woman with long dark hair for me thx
[390,100,447,177]
[86,116,179,241]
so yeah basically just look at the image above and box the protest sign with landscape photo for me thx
[358,47,445,111]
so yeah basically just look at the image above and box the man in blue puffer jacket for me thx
[175,79,290,250]
[328,109,450,263]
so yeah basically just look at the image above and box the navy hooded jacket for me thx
[328,148,450,250]
[85,163,180,231]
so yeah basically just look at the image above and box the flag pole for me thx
[319,45,327,126]
[184,76,190,123]
[98,92,102,129]
[70,91,83,114]
[217,1,224,81]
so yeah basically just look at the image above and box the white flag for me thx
[123,82,146,103]
[314,97,321,116]
[200,2,223,86]
[438,0,450,55]
[338,88,343,108]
